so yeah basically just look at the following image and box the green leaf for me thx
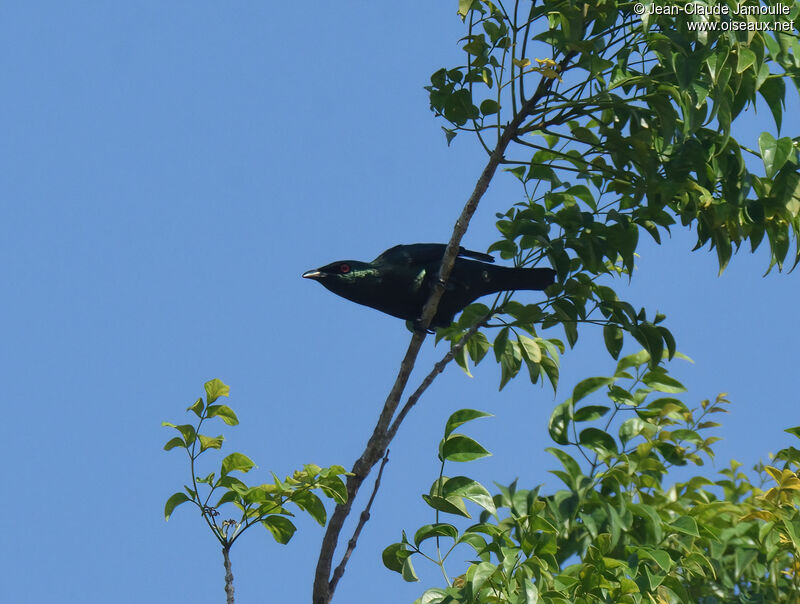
[471,561,497,594]
[382,542,412,573]
[671,428,703,444]
[480,99,499,116]
[261,515,296,544]
[198,434,224,452]
[659,326,676,360]
[572,376,615,404]
[301,463,322,478]
[759,132,778,178]
[548,400,572,445]
[441,476,497,515]
[221,452,255,476]
[444,409,493,438]
[644,397,689,420]
[422,494,470,518]
[547,447,582,482]
[503,166,527,182]
[497,341,522,390]
[457,0,475,19]
[216,490,237,506]
[642,370,686,393]
[187,397,204,417]
[769,136,794,178]
[164,492,191,520]
[493,327,509,360]
[462,34,487,57]
[608,385,636,406]
[643,564,665,590]
[242,485,269,505]
[782,517,800,551]
[615,350,650,374]
[466,331,491,365]
[734,548,759,579]
[457,531,489,554]
[670,515,700,537]
[196,471,215,485]
[219,475,247,493]
[736,47,756,73]
[207,404,239,426]
[619,417,651,444]
[785,426,800,439]
[540,355,560,392]
[603,324,624,359]
[292,490,326,526]
[204,378,230,404]
[631,323,664,366]
[440,434,491,462]
[458,303,491,327]
[629,503,664,543]
[401,555,419,582]
[518,334,542,363]
[163,437,186,451]
[441,126,457,146]
[758,76,785,130]
[639,547,672,572]
[578,427,618,457]
[454,344,472,377]
[414,523,459,547]
[162,422,197,447]
[319,475,348,504]
[573,405,610,422]
[444,88,476,126]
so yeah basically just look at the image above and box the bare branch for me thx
[328,450,391,594]
[223,546,234,604]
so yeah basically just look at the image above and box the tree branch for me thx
[328,450,391,594]
[311,55,573,604]
[387,317,489,443]
[223,545,234,604]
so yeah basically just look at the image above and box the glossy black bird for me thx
[302,243,556,328]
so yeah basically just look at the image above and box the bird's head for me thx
[302,260,380,299]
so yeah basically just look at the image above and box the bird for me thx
[302,243,556,328]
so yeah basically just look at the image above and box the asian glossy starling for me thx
[302,243,556,328]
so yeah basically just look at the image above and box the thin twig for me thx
[328,450,391,594]
[387,319,489,442]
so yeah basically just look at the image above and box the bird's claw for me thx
[411,318,436,335]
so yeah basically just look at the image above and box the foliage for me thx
[163,378,348,548]
[164,2,800,602]
[431,0,800,390]
[385,351,800,602]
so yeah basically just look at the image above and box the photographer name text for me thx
[639,3,790,16]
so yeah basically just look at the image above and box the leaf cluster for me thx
[444,0,800,270]
[163,379,348,547]
[385,353,800,602]
[431,0,800,390]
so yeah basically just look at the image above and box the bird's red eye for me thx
[340,263,351,274]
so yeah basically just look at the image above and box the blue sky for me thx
[3,3,798,603]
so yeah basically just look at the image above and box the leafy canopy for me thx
[432,0,800,391]
[381,1,800,602]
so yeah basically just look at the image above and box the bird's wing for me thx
[457,247,495,263]
[374,243,495,265]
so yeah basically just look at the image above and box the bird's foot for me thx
[409,318,436,335]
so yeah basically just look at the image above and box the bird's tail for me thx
[488,266,556,292]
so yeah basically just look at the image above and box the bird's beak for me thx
[302,269,323,280]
